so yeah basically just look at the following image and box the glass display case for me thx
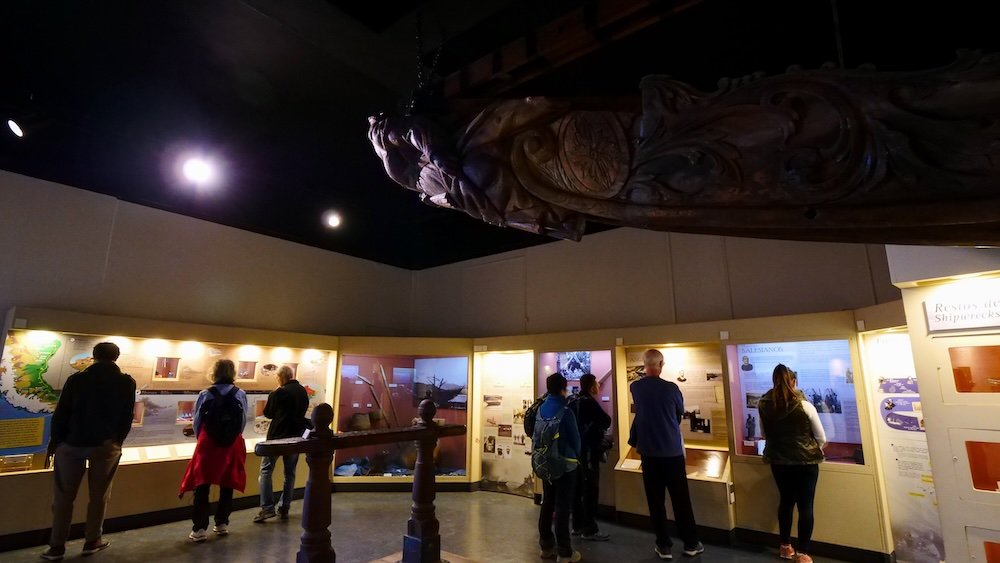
[536,349,614,430]
[949,345,1000,393]
[334,354,469,479]
[616,445,730,482]
[621,344,729,449]
[0,329,335,472]
[726,339,864,464]
[965,440,1000,492]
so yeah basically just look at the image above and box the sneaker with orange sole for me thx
[796,554,813,563]
[779,544,795,560]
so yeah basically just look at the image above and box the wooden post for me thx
[298,404,336,563]
[403,392,442,563]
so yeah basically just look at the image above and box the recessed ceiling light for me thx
[7,119,24,138]
[182,157,214,185]
[323,210,342,229]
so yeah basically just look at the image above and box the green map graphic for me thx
[17,339,62,406]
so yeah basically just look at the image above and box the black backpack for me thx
[523,393,548,438]
[201,386,243,446]
[531,405,577,482]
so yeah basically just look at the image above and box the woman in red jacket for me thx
[178,359,248,542]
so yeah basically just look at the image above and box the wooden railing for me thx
[255,394,467,563]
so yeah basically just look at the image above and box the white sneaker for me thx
[556,551,581,562]
[213,524,229,535]
[683,542,705,557]
[188,529,208,542]
[655,545,673,560]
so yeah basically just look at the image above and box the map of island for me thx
[0,333,62,414]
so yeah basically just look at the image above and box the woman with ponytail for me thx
[758,364,826,563]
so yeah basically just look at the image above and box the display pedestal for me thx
[370,551,473,563]
[402,535,440,562]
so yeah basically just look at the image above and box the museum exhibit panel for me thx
[727,338,862,464]
[858,327,945,562]
[333,352,470,481]
[536,349,615,426]
[886,249,1000,562]
[613,340,735,533]
[0,307,338,542]
[474,349,535,497]
[719,310,893,561]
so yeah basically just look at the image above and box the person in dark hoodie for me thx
[254,365,310,522]
[43,342,136,561]
[758,364,827,563]
[533,373,582,562]
[569,373,612,541]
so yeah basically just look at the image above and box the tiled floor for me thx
[4,492,845,562]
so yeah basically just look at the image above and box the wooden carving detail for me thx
[369,52,1000,245]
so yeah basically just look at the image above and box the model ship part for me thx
[355,374,387,426]
[377,364,401,428]
[369,51,1000,245]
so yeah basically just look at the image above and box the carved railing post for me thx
[256,401,465,563]
[403,392,442,563]
[298,404,336,563]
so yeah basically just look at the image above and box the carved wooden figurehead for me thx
[369,52,1000,246]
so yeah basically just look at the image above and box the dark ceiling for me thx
[1,0,998,269]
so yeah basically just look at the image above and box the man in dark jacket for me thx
[254,365,309,522]
[629,349,704,560]
[43,342,136,561]
[569,373,612,541]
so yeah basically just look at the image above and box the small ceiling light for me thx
[7,119,24,138]
[323,210,342,229]
[182,157,215,185]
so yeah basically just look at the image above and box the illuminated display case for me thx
[334,354,470,479]
[726,339,864,465]
[0,328,336,472]
[949,345,1000,393]
[536,349,615,430]
[617,446,731,482]
[477,350,535,497]
[859,328,945,562]
[617,343,730,452]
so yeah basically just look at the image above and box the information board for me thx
[735,339,860,445]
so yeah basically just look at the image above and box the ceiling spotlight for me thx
[7,119,24,138]
[182,157,215,185]
[323,211,342,229]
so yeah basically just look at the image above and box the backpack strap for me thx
[208,386,222,398]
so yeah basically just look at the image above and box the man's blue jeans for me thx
[259,454,300,512]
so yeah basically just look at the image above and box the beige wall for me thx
[886,244,1000,286]
[412,228,900,337]
[0,170,412,336]
[1,169,900,340]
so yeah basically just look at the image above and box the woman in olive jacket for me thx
[758,364,827,563]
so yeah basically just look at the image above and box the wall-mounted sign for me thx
[924,291,1000,333]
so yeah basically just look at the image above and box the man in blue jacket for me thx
[629,349,704,560]
[534,373,582,562]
